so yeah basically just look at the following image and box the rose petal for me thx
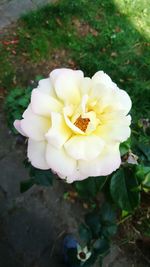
[14,119,26,136]
[63,107,85,135]
[50,68,83,105]
[92,71,117,90]
[21,106,50,141]
[64,135,105,160]
[50,68,83,86]
[45,112,72,148]
[46,144,77,179]
[96,115,131,142]
[27,139,49,169]
[79,143,121,177]
[37,78,56,97]
[31,89,62,116]
[113,89,132,115]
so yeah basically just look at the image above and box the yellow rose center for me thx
[74,115,90,132]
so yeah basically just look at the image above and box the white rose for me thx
[14,68,132,183]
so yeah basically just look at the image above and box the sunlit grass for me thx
[1,0,150,122]
[114,0,150,39]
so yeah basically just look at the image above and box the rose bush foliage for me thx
[14,68,131,183]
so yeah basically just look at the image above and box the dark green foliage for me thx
[136,165,150,190]
[78,203,117,266]
[4,76,44,132]
[4,86,31,132]
[79,223,92,243]
[119,138,131,156]
[85,212,102,237]
[75,176,108,200]
[110,167,140,212]
[20,161,54,192]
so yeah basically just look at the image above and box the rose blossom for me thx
[14,68,132,183]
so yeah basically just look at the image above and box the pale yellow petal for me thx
[96,115,131,142]
[46,144,77,179]
[50,68,83,105]
[63,107,85,135]
[21,106,50,141]
[92,71,117,90]
[37,78,56,97]
[45,112,72,148]
[31,89,63,116]
[27,139,49,169]
[112,89,132,114]
[79,143,121,177]
[64,135,105,160]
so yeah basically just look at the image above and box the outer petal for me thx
[64,135,105,160]
[50,68,83,105]
[65,170,87,183]
[79,143,121,177]
[37,78,56,97]
[96,115,131,142]
[14,119,26,136]
[31,89,62,116]
[46,144,77,179]
[113,89,132,114]
[27,139,49,169]
[50,68,84,86]
[45,112,72,148]
[92,71,117,90]
[21,106,50,141]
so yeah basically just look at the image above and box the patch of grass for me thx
[1,0,150,121]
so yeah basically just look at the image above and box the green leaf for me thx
[20,178,35,193]
[93,238,110,255]
[102,224,117,238]
[110,168,140,212]
[136,165,150,182]
[142,172,150,189]
[119,138,131,156]
[100,203,116,223]
[75,178,96,198]
[33,169,53,186]
[85,212,101,237]
[100,203,117,238]
[20,165,54,193]
[137,143,150,161]
[29,167,53,186]
[79,224,92,243]
[75,176,107,199]
[121,210,129,218]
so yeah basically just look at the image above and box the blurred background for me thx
[0,0,150,267]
